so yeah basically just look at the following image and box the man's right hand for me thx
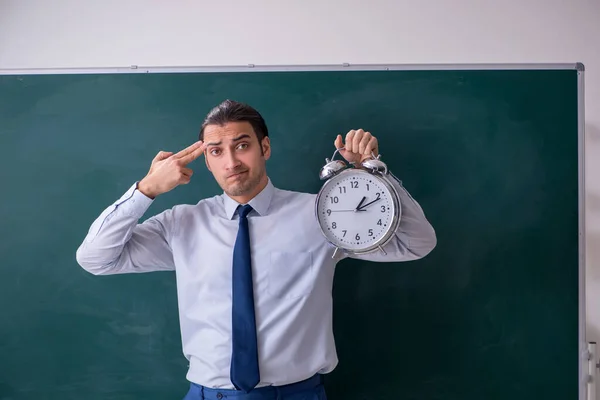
[138,141,206,199]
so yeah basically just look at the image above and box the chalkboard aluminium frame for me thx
[0,62,587,399]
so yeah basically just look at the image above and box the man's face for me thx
[203,121,271,199]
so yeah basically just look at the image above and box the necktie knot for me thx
[237,204,253,219]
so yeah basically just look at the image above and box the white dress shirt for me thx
[76,172,436,389]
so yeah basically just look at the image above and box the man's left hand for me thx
[334,129,379,165]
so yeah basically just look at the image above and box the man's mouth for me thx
[228,171,247,179]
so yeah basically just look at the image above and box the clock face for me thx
[316,169,399,253]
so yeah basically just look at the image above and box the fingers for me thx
[344,130,356,152]
[334,134,344,149]
[365,136,378,157]
[178,142,207,165]
[181,168,193,178]
[344,129,372,153]
[153,151,173,162]
[340,129,378,158]
[357,131,372,155]
[352,130,364,153]
[174,141,204,160]
[179,168,193,184]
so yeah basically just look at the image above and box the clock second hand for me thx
[328,196,369,213]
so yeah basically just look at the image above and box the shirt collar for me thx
[223,178,275,219]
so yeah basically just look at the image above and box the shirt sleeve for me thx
[75,182,176,275]
[342,171,437,263]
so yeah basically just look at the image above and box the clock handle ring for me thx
[347,151,381,166]
[328,146,380,163]
[367,151,380,160]
[326,147,345,164]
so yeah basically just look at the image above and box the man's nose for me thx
[225,150,241,169]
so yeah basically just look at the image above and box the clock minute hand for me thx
[357,197,381,211]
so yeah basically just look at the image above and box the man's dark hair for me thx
[199,99,269,143]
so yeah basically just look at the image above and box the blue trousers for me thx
[183,374,327,400]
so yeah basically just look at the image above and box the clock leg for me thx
[331,247,340,259]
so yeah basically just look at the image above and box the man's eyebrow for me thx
[205,134,251,147]
[232,134,251,142]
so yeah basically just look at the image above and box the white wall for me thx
[2,0,600,377]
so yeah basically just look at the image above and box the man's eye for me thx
[237,143,248,150]
[210,149,220,156]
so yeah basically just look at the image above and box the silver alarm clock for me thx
[315,147,402,257]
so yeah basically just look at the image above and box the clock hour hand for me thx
[357,197,381,211]
[354,196,367,211]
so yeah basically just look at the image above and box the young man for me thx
[76,99,437,400]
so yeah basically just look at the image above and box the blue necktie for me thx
[230,204,260,392]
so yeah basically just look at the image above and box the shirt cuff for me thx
[113,181,155,218]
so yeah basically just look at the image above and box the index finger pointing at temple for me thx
[174,141,204,159]
[178,142,206,164]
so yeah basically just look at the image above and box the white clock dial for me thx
[316,169,399,253]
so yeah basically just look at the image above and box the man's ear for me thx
[261,137,271,160]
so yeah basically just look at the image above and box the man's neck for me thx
[230,175,269,205]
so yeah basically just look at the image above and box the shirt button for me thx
[216,393,223,399]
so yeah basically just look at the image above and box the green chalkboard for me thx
[0,65,583,400]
